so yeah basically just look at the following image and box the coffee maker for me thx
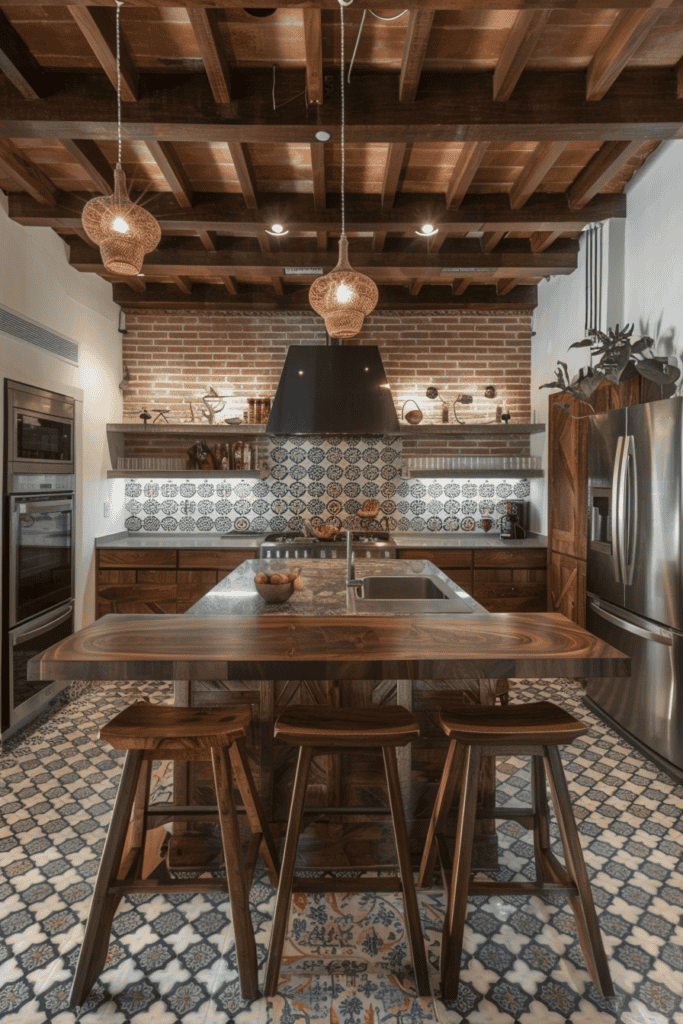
[500,500,527,539]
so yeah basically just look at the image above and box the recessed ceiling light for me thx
[265,223,289,236]
[315,131,332,142]
[416,224,438,237]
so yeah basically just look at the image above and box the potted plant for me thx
[540,323,680,415]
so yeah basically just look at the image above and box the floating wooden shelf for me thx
[399,423,545,436]
[107,422,267,436]
[107,469,267,479]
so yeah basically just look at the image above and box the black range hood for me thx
[266,345,400,435]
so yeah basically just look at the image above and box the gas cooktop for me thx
[259,530,396,559]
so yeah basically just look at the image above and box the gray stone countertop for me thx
[185,557,487,617]
[95,530,546,550]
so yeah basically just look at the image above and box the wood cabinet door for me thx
[548,551,586,627]
[547,391,589,560]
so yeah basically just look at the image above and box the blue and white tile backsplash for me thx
[122,435,531,534]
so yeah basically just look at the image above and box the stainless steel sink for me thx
[359,575,452,600]
[349,574,479,614]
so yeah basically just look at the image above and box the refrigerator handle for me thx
[624,434,638,587]
[611,435,624,583]
[588,599,673,646]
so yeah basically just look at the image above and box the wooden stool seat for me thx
[70,701,279,1008]
[439,700,587,746]
[265,704,429,999]
[101,702,251,755]
[274,705,420,748]
[419,699,613,1003]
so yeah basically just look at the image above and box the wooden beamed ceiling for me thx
[0,1,677,311]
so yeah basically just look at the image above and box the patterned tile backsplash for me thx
[122,435,531,534]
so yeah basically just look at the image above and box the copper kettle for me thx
[402,399,423,425]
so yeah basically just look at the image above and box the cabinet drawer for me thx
[99,549,176,569]
[177,569,218,602]
[473,548,546,569]
[137,570,177,585]
[98,569,136,584]
[441,569,472,593]
[399,548,472,569]
[95,583,177,617]
[177,549,253,570]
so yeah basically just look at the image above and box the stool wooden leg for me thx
[383,746,431,997]
[230,736,280,886]
[543,745,614,998]
[531,754,550,884]
[418,739,463,889]
[264,745,313,997]
[119,758,152,881]
[212,746,259,1001]
[441,743,481,1002]
[70,749,143,1007]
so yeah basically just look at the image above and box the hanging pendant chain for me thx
[116,0,123,169]
[339,0,345,239]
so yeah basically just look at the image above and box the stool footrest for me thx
[469,880,578,897]
[108,878,229,895]
[291,877,403,894]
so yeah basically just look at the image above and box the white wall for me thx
[0,192,124,630]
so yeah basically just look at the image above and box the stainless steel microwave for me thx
[5,380,75,491]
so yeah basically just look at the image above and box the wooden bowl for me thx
[254,579,295,603]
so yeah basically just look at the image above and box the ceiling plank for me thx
[445,143,490,209]
[497,278,521,296]
[567,140,642,209]
[227,142,258,209]
[493,11,551,102]
[1,69,680,144]
[146,141,193,208]
[12,190,627,235]
[509,141,567,210]
[453,279,472,295]
[409,278,426,296]
[303,9,323,105]
[530,230,563,253]
[272,277,284,296]
[197,229,217,251]
[381,143,407,211]
[171,275,192,293]
[480,231,506,252]
[586,6,672,102]
[398,11,435,103]
[7,1,670,10]
[68,6,137,102]
[310,142,326,211]
[373,231,387,252]
[117,275,145,293]
[317,230,327,250]
[187,8,231,105]
[60,139,113,194]
[220,275,237,294]
[0,140,57,205]
[0,10,48,100]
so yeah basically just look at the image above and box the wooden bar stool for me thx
[70,702,279,1007]
[264,705,430,998]
[418,701,614,1002]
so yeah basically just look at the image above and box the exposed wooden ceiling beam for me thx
[187,8,231,104]
[480,231,506,253]
[0,10,48,99]
[303,9,323,105]
[453,279,472,295]
[10,191,626,235]
[586,6,672,102]
[509,142,567,210]
[146,141,193,208]
[220,275,237,294]
[0,140,57,205]
[381,143,407,211]
[493,11,551,102]
[9,1,674,9]
[373,231,387,252]
[497,278,521,296]
[68,6,137,102]
[567,140,642,209]
[310,142,326,211]
[60,139,113,194]
[272,277,284,296]
[171,275,192,293]
[227,141,258,209]
[0,70,677,143]
[409,278,426,296]
[530,230,563,253]
[197,229,217,251]
[398,11,435,103]
[71,237,579,277]
[317,230,327,250]
[446,143,490,209]
[116,275,146,293]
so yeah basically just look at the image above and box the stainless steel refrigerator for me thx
[586,396,683,781]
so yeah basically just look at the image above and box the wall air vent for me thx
[0,303,78,364]
[283,267,324,276]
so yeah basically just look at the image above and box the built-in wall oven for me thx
[3,380,77,736]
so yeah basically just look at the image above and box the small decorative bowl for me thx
[254,579,295,603]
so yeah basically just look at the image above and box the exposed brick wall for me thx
[121,310,532,457]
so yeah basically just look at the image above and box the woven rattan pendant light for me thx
[81,1,161,276]
[309,0,378,338]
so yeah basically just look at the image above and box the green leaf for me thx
[568,338,595,349]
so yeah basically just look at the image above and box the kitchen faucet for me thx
[346,531,363,591]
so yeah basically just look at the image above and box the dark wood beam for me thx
[68,7,137,102]
[187,8,231,105]
[227,141,258,209]
[7,1,675,10]
[11,190,626,235]
[586,6,672,102]
[373,231,387,253]
[676,53,683,99]
[409,278,426,296]
[480,231,506,252]
[146,141,193,208]
[446,143,489,209]
[116,275,146,293]
[60,139,113,194]
[112,280,538,312]
[317,230,327,250]
[567,140,642,209]
[381,143,407,211]
[493,11,551,102]
[497,278,521,296]
[220,275,237,294]
[509,141,567,209]
[303,9,323,105]
[70,237,579,277]
[272,277,284,296]
[0,140,57,205]
[530,230,563,253]
[453,279,472,295]
[171,275,192,293]
[0,69,679,144]
[398,11,434,103]
[310,142,326,210]
[0,10,48,100]
[197,229,217,251]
